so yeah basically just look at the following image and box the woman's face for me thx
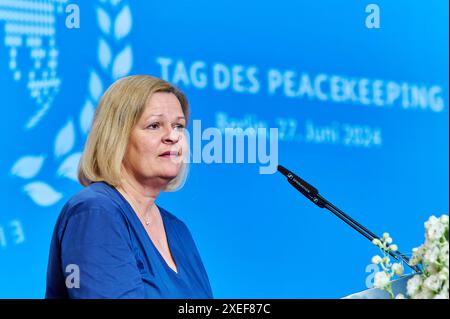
[123,92,187,186]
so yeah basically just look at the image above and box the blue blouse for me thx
[45,182,213,299]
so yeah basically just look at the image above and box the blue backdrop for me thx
[0,0,448,298]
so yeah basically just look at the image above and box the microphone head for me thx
[277,165,320,196]
[277,165,290,177]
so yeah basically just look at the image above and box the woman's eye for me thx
[147,123,159,129]
[174,124,185,130]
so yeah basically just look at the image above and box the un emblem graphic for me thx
[3,0,133,207]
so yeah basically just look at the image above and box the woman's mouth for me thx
[159,151,180,158]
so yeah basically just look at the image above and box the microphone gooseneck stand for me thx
[277,165,421,273]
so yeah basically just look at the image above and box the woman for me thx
[45,75,213,298]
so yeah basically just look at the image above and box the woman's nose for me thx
[162,126,181,144]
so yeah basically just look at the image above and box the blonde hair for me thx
[78,75,190,191]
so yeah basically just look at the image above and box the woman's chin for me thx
[158,166,181,180]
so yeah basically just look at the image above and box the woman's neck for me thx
[117,170,163,222]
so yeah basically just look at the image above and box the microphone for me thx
[277,164,421,273]
[277,165,323,208]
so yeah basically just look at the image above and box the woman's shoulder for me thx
[53,182,128,242]
[62,182,123,218]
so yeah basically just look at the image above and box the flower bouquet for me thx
[369,214,449,299]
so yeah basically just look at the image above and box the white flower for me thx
[412,245,425,263]
[372,255,382,264]
[440,243,449,264]
[427,222,445,242]
[427,262,440,275]
[374,271,391,289]
[389,244,398,252]
[368,214,449,299]
[407,275,423,296]
[439,266,449,279]
[423,275,442,292]
[424,246,440,265]
[413,287,435,299]
[425,216,439,230]
[372,238,382,247]
[433,291,449,299]
[438,268,449,288]
[440,279,449,297]
[409,255,420,266]
[440,214,449,224]
[392,263,404,276]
